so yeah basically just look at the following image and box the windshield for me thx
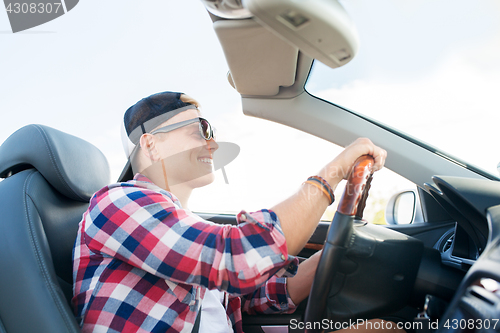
[306,0,500,177]
[1,0,496,223]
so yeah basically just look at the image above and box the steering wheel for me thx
[303,155,375,333]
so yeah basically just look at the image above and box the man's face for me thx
[152,108,219,188]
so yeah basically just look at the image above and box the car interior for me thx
[1,1,500,333]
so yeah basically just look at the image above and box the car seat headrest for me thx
[0,124,110,202]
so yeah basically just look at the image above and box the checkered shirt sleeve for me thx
[241,275,297,314]
[73,174,298,333]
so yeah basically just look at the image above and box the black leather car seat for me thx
[0,124,110,333]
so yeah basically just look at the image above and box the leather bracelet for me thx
[305,176,335,205]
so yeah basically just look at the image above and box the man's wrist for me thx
[304,176,335,205]
[318,162,344,192]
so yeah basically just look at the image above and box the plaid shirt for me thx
[73,174,298,333]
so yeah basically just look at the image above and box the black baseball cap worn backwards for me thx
[119,91,196,182]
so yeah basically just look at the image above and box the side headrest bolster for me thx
[0,124,110,202]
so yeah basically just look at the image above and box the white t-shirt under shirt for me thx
[199,289,234,333]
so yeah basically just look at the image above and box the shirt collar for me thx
[132,173,183,207]
[133,173,154,183]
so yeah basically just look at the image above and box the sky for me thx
[308,0,500,178]
[0,0,241,178]
[1,0,499,220]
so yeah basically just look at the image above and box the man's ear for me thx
[139,133,160,162]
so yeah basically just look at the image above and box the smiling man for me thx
[72,91,390,333]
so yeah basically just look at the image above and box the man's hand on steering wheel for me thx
[319,138,387,184]
[304,142,387,333]
[273,137,386,255]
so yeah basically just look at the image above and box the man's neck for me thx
[141,169,192,208]
[169,183,192,209]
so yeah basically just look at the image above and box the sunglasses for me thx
[150,117,216,140]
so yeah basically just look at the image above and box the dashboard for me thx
[425,176,500,265]
[423,176,500,332]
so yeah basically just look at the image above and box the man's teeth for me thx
[198,158,213,164]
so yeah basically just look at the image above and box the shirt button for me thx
[280,254,286,261]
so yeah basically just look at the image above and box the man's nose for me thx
[207,138,218,152]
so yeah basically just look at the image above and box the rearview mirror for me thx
[245,0,359,69]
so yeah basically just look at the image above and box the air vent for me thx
[443,234,454,253]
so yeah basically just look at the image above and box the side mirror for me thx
[386,190,422,225]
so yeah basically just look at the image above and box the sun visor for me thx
[214,19,298,96]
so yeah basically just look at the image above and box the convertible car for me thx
[1,1,499,333]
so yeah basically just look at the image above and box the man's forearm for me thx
[271,138,387,256]
[271,165,343,255]
[286,251,321,304]
[271,183,333,255]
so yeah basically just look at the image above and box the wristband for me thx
[304,176,335,205]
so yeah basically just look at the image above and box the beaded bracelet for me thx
[304,176,335,205]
